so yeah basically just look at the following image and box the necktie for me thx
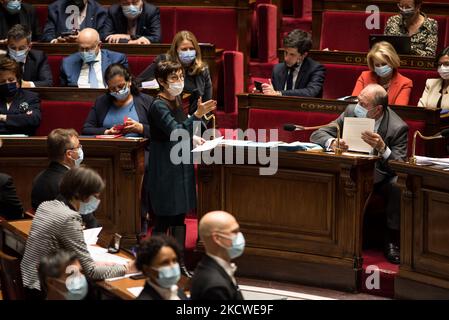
[88,62,99,88]
[286,66,295,90]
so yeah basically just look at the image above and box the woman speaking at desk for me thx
[149,60,216,277]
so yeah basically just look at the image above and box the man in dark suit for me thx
[0,173,24,220]
[31,128,99,228]
[0,0,41,41]
[310,84,408,264]
[6,25,53,87]
[261,29,325,97]
[41,0,107,43]
[191,211,245,300]
[60,28,128,87]
[104,0,161,44]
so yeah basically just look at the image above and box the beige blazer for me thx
[418,78,449,109]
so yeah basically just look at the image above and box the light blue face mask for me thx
[219,232,246,260]
[80,50,97,64]
[374,64,393,78]
[122,4,142,19]
[178,50,196,65]
[70,147,84,167]
[79,195,100,215]
[153,263,181,289]
[8,48,28,63]
[110,84,130,101]
[6,0,21,14]
[354,103,368,118]
[65,273,88,300]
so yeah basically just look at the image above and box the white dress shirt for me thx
[207,253,238,286]
[147,280,181,300]
[77,50,105,88]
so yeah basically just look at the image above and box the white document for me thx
[245,141,281,148]
[192,136,224,152]
[220,139,253,147]
[141,79,160,89]
[87,245,130,265]
[342,117,375,153]
[0,134,28,137]
[83,227,102,245]
[127,286,144,297]
[105,272,142,282]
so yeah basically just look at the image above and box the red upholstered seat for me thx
[446,17,449,48]
[175,8,238,51]
[36,100,93,136]
[47,55,64,86]
[159,7,176,43]
[322,64,368,99]
[251,4,279,63]
[127,56,155,77]
[248,108,338,143]
[35,5,48,33]
[223,51,244,114]
[399,69,439,106]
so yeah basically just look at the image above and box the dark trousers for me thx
[373,180,401,232]
[153,214,186,234]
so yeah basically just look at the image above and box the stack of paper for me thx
[83,227,102,246]
[127,286,145,297]
[192,136,224,152]
[87,245,131,265]
[343,117,375,154]
[278,141,323,151]
[415,156,449,170]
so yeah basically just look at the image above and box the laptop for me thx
[369,34,411,55]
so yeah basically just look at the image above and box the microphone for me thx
[282,122,343,155]
[409,128,449,164]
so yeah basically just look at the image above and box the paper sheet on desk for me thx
[343,117,375,154]
[192,136,223,152]
[221,139,253,147]
[83,227,102,245]
[87,245,130,265]
[127,286,144,297]
[415,156,449,168]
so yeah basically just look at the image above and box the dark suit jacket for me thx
[271,57,326,98]
[190,255,244,300]
[104,2,161,43]
[41,0,108,42]
[137,54,212,114]
[0,173,24,220]
[60,49,128,87]
[0,89,41,135]
[0,3,41,41]
[82,92,152,140]
[136,282,187,300]
[310,105,409,184]
[7,49,53,87]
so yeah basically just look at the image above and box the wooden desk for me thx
[390,161,449,299]
[0,137,147,247]
[197,146,378,291]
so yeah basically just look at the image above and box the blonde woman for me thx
[352,41,413,105]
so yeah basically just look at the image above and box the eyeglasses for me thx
[167,75,185,83]
[67,144,83,151]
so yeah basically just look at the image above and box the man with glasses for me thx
[60,27,128,87]
[104,0,160,44]
[31,128,99,228]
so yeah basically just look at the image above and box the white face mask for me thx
[438,65,449,80]
[166,81,184,97]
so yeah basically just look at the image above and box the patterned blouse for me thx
[384,13,438,57]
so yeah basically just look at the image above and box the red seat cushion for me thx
[223,51,244,114]
[252,4,278,62]
[159,7,176,43]
[322,64,369,99]
[127,56,156,77]
[399,69,439,106]
[446,17,449,48]
[248,108,338,143]
[36,100,93,136]
[47,55,64,86]
[35,5,48,34]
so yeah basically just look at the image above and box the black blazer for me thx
[31,161,68,211]
[0,173,24,220]
[82,92,152,139]
[136,282,188,300]
[7,49,53,87]
[104,2,161,43]
[137,54,212,114]
[0,89,41,135]
[190,255,244,300]
[41,0,108,42]
[0,3,41,41]
[271,57,326,98]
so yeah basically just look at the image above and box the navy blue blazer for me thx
[0,89,41,135]
[82,92,152,139]
[7,49,53,87]
[41,0,108,42]
[0,3,41,41]
[60,49,128,87]
[104,2,161,43]
[271,57,326,98]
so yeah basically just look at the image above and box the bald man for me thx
[311,84,408,264]
[60,28,128,87]
[190,211,245,300]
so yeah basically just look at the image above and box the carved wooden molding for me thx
[119,152,135,173]
[340,164,356,198]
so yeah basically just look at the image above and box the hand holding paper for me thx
[342,117,375,153]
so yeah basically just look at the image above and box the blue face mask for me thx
[354,103,368,118]
[122,4,142,19]
[65,273,88,300]
[6,0,21,14]
[374,64,393,78]
[178,50,196,65]
[219,232,246,260]
[80,50,97,64]
[8,48,28,63]
[0,82,18,98]
[153,263,181,289]
[69,147,83,167]
[110,84,130,101]
[79,195,100,215]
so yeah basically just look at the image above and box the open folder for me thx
[342,117,375,154]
